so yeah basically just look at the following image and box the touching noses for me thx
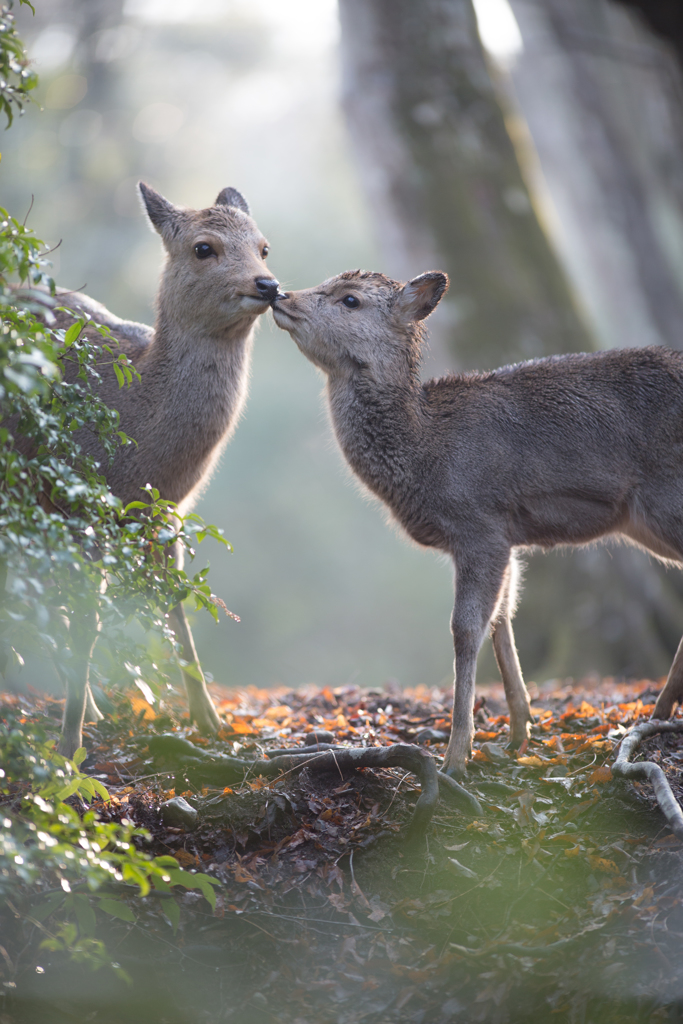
[255,277,280,303]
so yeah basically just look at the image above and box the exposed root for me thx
[250,743,439,842]
[148,734,484,841]
[437,771,483,816]
[612,720,683,840]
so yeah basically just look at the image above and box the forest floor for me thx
[2,676,683,1024]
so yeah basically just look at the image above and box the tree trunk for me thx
[505,0,683,351]
[338,0,593,375]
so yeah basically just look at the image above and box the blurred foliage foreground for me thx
[2,679,683,1024]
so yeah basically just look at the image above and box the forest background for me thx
[4,0,683,702]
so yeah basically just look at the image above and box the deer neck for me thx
[130,311,256,506]
[326,365,425,512]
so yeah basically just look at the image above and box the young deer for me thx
[273,270,683,777]
[35,184,280,757]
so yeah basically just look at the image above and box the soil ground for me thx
[2,676,683,1024]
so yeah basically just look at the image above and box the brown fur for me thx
[17,183,279,757]
[273,269,683,776]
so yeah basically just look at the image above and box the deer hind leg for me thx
[167,601,221,734]
[442,549,511,779]
[653,634,683,719]
[491,555,532,749]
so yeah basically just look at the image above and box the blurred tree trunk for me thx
[506,0,683,351]
[337,0,592,375]
[338,0,683,683]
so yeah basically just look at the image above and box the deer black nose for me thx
[255,277,280,302]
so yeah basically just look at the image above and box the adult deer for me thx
[27,183,280,757]
[273,269,683,777]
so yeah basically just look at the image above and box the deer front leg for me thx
[442,551,510,778]
[653,634,683,719]
[491,556,532,749]
[168,602,221,734]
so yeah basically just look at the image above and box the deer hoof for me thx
[652,695,675,721]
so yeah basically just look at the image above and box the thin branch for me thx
[21,194,33,228]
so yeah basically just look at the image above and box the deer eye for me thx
[261,244,269,259]
[342,295,360,309]
[194,242,215,259]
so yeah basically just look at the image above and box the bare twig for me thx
[612,720,683,839]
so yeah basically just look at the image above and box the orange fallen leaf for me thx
[516,755,545,767]
[129,695,156,721]
[263,705,293,720]
[471,749,490,763]
[588,855,619,874]
[565,844,582,857]
[589,765,613,784]
[230,721,255,735]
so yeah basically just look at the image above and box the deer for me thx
[16,183,281,758]
[272,268,683,777]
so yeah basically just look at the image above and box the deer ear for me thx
[138,182,181,238]
[398,272,449,321]
[215,187,250,215]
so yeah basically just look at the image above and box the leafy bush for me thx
[0,0,226,979]
[0,711,219,981]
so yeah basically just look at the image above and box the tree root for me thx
[437,771,483,816]
[249,743,439,842]
[148,734,483,840]
[612,720,683,839]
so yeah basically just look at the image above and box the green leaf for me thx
[56,777,84,800]
[31,891,65,922]
[76,777,96,800]
[63,321,84,347]
[73,893,97,936]
[71,746,87,767]
[91,778,110,802]
[153,855,181,868]
[164,898,180,933]
[97,898,136,923]
[112,362,124,388]
[191,874,219,910]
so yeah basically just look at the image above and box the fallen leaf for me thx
[516,755,545,767]
[587,855,619,874]
[129,695,156,720]
[174,850,199,869]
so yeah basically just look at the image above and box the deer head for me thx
[139,182,281,339]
